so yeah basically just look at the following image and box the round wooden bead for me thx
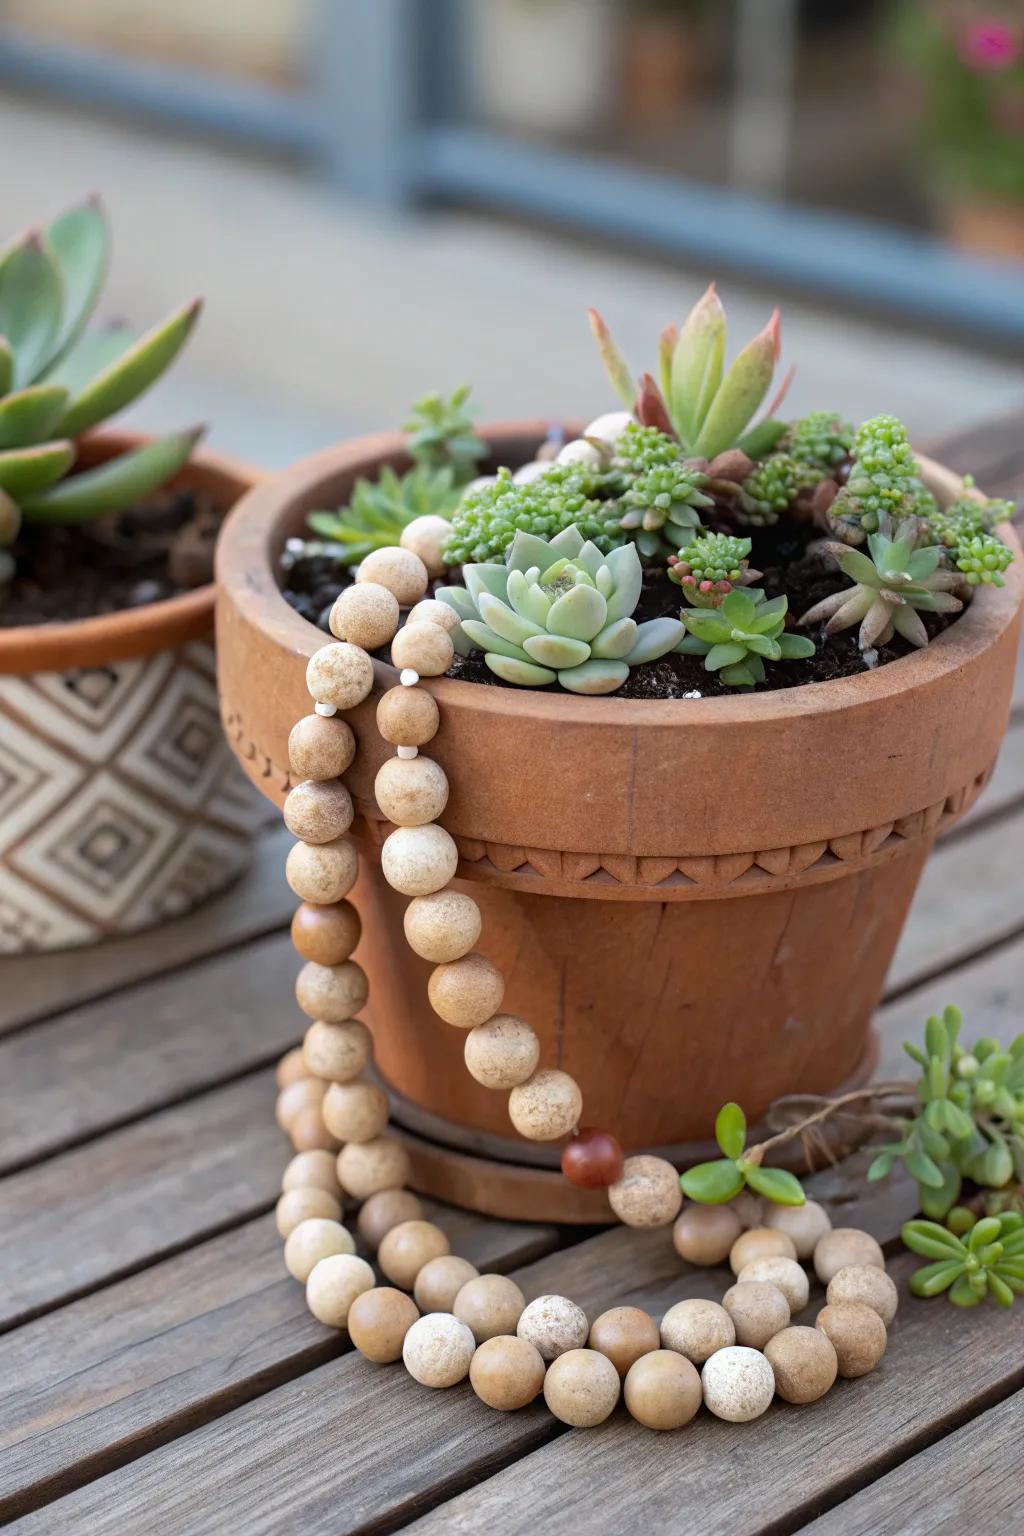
[306,1252,376,1328]
[588,1306,660,1378]
[826,1264,899,1326]
[453,1274,526,1344]
[470,1335,546,1411]
[276,1046,308,1089]
[624,1349,702,1431]
[403,891,481,962]
[337,1136,411,1200]
[291,900,361,966]
[543,1348,621,1428]
[381,824,459,896]
[302,1019,373,1083]
[295,960,368,1023]
[428,952,504,1029]
[400,514,453,578]
[329,581,400,650]
[276,1186,342,1238]
[402,1313,475,1388]
[283,1217,355,1282]
[464,1015,539,1090]
[813,1228,885,1286]
[729,1226,797,1276]
[815,1301,887,1378]
[357,1187,424,1250]
[701,1346,775,1422]
[357,546,428,606]
[660,1298,735,1365]
[322,1079,390,1143]
[407,598,459,634]
[276,1077,326,1132]
[414,1256,480,1314]
[290,1105,341,1153]
[508,1069,582,1142]
[285,837,358,904]
[305,642,374,711]
[608,1155,682,1228]
[673,1203,743,1266]
[377,686,440,747]
[348,1286,420,1363]
[378,1219,450,1291]
[390,622,454,678]
[561,1127,625,1190]
[282,1148,341,1197]
[516,1294,589,1361]
[374,755,449,827]
[765,1325,838,1404]
[287,714,356,781]
[738,1256,809,1315]
[283,781,354,844]
[722,1281,790,1350]
[763,1198,832,1260]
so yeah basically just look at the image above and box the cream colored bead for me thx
[283,1217,355,1282]
[377,685,440,747]
[403,890,481,962]
[400,515,453,578]
[414,1255,480,1314]
[305,642,374,711]
[322,1078,390,1143]
[428,952,504,1029]
[826,1264,899,1326]
[729,1226,797,1276]
[306,1252,376,1328]
[543,1348,621,1428]
[283,780,354,844]
[608,1155,682,1228]
[453,1274,526,1344]
[508,1068,582,1142]
[722,1281,791,1350]
[673,1204,743,1266]
[464,1015,540,1090]
[660,1298,735,1365]
[276,1186,342,1238]
[287,714,356,781]
[357,546,428,606]
[381,824,459,896]
[276,1076,326,1132]
[290,1105,340,1154]
[470,1335,546,1411]
[765,1325,838,1404]
[402,1313,475,1388]
[816,1301,887,1378]
[379,1219,451,1291]
[276,1046,309,1090]
[357,1187,424,1250]
[286,837,358,904]
[302,1019,373,1083]
[329,581,400,650]
[813,1228,885,1286]
[391,622,454,679]
[701,1346,775,1423]
[738,1255,810,1315]
[763,1198,832,1260]
[337,1136,411,1200]
[348,1286,420,1363]
[374,755,449,827]
[516,1294,589,1361]
[282,1148,342,1198]
[407,598,460,634]
[295,959,369,1023]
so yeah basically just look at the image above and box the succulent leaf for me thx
[557,658,630,694]
[56,298,201,438]
[0,233,64,388]
[692,309,780,460]
[19,426,202,523]
[42,197,109,370]
[670,283,725,446]
[588,308,635,409]
[0,385,70,450]
[0,440,76,496]
[680,1159,746,1204]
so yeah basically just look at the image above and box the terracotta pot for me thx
[216,426,1023,1220]
[0,429,263,953]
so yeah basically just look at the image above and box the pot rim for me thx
[217,421,1023,725]
[0,427,259,674]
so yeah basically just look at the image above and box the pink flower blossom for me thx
[958,20,1019,73]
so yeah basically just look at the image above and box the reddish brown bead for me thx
[561,1127,625,1189]
[291,900,362,966]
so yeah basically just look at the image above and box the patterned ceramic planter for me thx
[0,431,261,953]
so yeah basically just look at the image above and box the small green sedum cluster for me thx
[442,463,620,567]
[667,531,758,606]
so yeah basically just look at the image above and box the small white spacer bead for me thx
[400,668,420,687]
[314,701,338,717]
[396,745,419,760]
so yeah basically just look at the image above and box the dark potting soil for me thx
[0,489,221,628]
[278,517,953,699]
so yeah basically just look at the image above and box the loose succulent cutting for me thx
[436,523,684,694]
[799,525,964,652]
[680,1102,806,1207]
[668,532,759,607]
[443,463,621,567]
[677,589,815,688]
[0,196,202,582]
[903,1213,1024,1309]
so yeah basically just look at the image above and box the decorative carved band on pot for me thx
[216,426,1023,1220]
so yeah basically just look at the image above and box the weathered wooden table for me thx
[2,418,1022,1536]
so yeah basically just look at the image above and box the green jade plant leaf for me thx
[680,1101,806,1207]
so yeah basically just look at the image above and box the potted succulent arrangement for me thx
[217,282,1021,1222]
[0,198,261,954]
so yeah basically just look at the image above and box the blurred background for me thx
[0,0,1020,467]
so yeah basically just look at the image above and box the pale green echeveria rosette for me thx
[436,524,684,694]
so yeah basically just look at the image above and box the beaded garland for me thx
[276,544,894,1427]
